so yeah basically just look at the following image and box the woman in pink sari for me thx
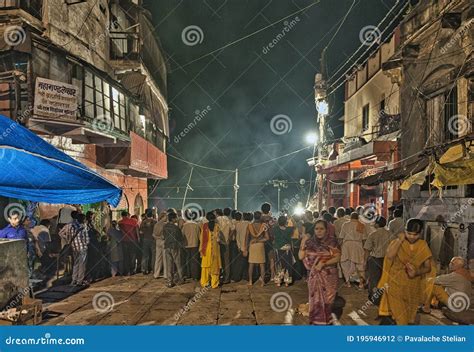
[299,220,341,325]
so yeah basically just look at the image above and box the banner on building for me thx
[33,77,78,121]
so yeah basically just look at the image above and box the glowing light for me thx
[293,205,305,216]
[305,133,317,145]
[316,100,329,115]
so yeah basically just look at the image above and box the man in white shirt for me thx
[388,209,404,236]
[182,210,201,281]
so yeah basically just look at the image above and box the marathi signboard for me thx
[34,77,78,120]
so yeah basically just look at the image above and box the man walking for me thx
[163,212,185,287]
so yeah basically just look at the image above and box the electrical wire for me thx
[178,0,322,69]
[327,0,403,83]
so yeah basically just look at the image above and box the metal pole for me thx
[181,167,194,209]
[277,185,281,213]
[233,168,239,209]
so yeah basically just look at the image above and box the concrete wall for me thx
[0,239,28,310]
[344,34,400,140]
[43,0,113,75]
[399,0,473,162]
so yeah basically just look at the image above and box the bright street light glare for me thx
[305,133,317,145]
[293,205,305,216]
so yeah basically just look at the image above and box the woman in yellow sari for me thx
[200,212,222,288]
[378,218,433,325]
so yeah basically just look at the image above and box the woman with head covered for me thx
[378,218,433,325]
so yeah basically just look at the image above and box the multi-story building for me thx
[384,0,473,263]
[0,0,168,219]
[312,0,473,264]
[313,31,402,217]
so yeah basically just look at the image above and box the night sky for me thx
[144,0,400,213]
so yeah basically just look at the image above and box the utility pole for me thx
[268,179,288,213]
[181,167,194,209]
[233,168,239,209]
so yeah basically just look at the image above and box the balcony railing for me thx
[110,31,140,61]
[0,0,42,19]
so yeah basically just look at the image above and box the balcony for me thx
[100,131,168,179]
[110,31,140,61]
[0,0,42,19]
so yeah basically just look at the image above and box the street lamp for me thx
[268,179,288,213]
[305,132,318,145]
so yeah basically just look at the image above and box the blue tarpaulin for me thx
[0,115,122,206]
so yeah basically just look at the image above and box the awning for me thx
[0,115,122,206]
[352,158,429,185]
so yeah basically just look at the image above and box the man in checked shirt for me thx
[70,213,89,286]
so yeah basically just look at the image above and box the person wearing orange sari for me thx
[199,212,222,288]
[378,218,433,325]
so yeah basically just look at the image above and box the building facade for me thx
[311,0,473,264]
[313,31,402,217]
[391,0,473,263]
[0,0,168,219]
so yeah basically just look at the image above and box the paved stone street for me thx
[40,276,456,326]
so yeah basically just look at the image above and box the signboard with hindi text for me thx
[34,77,78,121]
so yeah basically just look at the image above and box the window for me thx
[112,87,127,131]
[444,87,458,141]
[84,70,95,120]
[362,104,369,131]
[379,97,385,116]
[85,70,125,132]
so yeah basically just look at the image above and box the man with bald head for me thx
[423,256,472,313]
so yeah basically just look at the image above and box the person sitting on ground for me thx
[423,256,472,313]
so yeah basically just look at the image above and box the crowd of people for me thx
[0,202,471,326]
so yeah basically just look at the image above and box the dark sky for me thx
[144,0,400,213]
